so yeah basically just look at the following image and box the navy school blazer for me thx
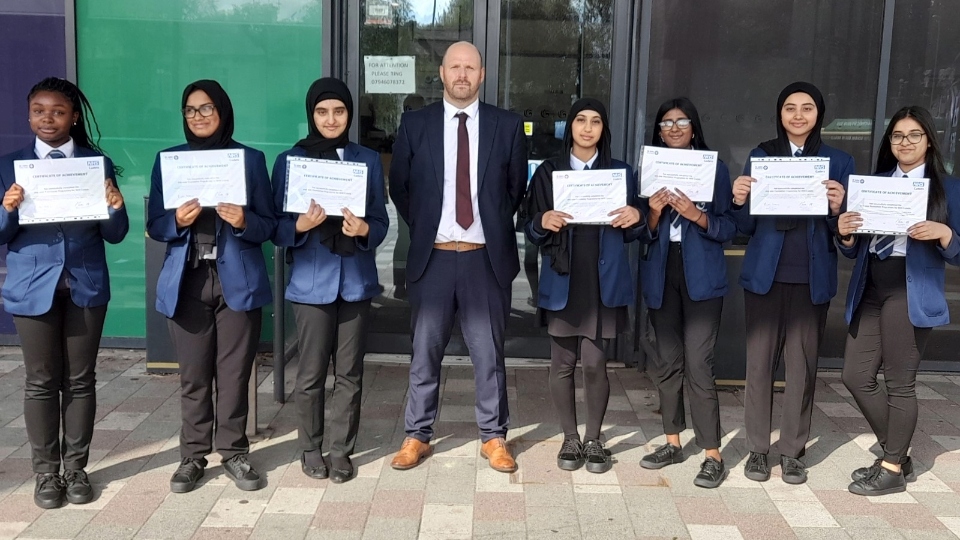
[729,144,855,305]
[388,101,527,288]
[638,159,737,309]
[840,171,960,328]
[0,144,129,316]
[524,160,643,311]
[147,142,276,318]
[271,143,389,304]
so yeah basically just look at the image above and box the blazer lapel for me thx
[427,104,445,195]
[477,104,498,190]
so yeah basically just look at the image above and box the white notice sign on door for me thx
[363,56,416,94]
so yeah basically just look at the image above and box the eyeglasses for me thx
[182,104,216,119]
[659,119,692,130]
[890,132,925,145]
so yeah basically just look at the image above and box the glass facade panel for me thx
[76,0,323,340]
[0,1,67,337]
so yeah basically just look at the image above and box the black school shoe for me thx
[329,456,355,484]
[849,466,906,496]
[223,454,263,491]
[780,456,807,485]
[557,438,585,471]
[301,451,329,480]
[583,439,612,474]
[63,469,94,504]
[34,473,65,509]
[851,457,916,483]
[744,451,770,482]
[693,457,727,489]
[170,458,205,493]
[640,443,684,470]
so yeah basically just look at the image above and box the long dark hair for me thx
[27,77,120,176]
[876,106,947,224]
[651,97,710,151]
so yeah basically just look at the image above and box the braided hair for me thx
[27,77,121,176]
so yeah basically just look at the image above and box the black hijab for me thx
[182,79,235,150]
[758,81,825,230]
[294,77,357,256]
[523,98,612,275]
[181,80,235,264]
[295,77,353,159]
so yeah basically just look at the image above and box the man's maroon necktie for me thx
[455,112,473,229]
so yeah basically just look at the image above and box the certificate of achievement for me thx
[750,157,830,216]
[639,145,718,202]
[284,157,367,217]
[160,149,247,209]
[847,175,928,235]
[552,168,627,224]
[13,157,109,224]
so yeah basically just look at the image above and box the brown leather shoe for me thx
[481,437,517,473]
[390,437,432,470]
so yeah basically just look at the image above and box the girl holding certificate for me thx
[836,106,960,496]
[270,78,388,483]
[0,77,128,509]
[523,98,642,474]
[147,80,276,494]
[730,82,853,485]
[637,98,737,488]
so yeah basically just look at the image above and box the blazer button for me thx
[56,232,63,239]
[56,258,63,265]
[599,259,605,265]
[907,276,913,282]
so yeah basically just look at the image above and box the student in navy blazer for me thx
[637,98,736,489]
[729,82,852,485]
[388,42,526,473]
[837,106,960,496]
[147,80,275,494]
[524,98,643,474]
[0,78,128,509]
[271,78,388,484]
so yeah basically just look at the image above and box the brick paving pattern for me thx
[0,347,959,539]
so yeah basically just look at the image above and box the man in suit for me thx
[388,41,527,473]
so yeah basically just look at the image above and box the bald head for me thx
[440,41,485,107]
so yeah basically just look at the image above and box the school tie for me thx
[48,149,66,159]
[794,149,803,157]
[670,208,681,229]
[874,174,909,260]
[455,112,473,229]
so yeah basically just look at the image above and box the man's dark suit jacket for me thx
[389,101,527,288]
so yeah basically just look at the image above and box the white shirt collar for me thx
[35,137,75,159]
[443,98,480,121]
[570,151,598,170]
[896,163,925,178]
[789,141,803,156]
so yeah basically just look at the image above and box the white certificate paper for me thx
[750,157,830,216]
[552,169,627,224]
[13,157,109,224]
[847,175,928,235]
[284,157,367,217]
[160,149,247,209]
[639,145,717,202]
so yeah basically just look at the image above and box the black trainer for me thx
[851,457,915,483]
[223,454,262,491]
[34,473,65,509]
[301,451,328,480]
[693,457,727,489]
[170,458,205,493]
[744,451,770,482]
[583,439,612,474]
[849,466,906,496]
[781,456,807,485]
[63,469,94,504]
[640,443,684,470]
[329,456,354,484]
[557,438,585,471]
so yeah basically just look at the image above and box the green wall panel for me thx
[76,0,322,339]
